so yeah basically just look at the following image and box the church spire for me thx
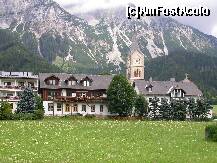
[130,24,141,54]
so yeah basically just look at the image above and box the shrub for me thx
[0,101,13,120]
[205,125,217,142]
[134,94,148,117]
[34,96,44,120]
[12,113,35,120]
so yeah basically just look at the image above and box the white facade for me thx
[0,72,38,111]
[43,101,111,116]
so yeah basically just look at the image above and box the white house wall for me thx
[43,101,111,116]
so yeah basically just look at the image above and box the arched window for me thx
[134,69,141,77]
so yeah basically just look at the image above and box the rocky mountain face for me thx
[0,0,217,74]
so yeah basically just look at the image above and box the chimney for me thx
[170,78,176,82]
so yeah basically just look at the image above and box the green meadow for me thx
[0,118,216,163]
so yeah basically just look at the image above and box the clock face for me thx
[135,59,140,64]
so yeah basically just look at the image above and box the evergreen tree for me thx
[159,98,172,120]
[34,95,45,120]
[187,98,197,120]
[107,75,137,116]
[134,94,149,117]
[171,99,187,121]
[17,87,36,113]
[149,97,160,120]
[196,99,212,120]
[0,101,13,120]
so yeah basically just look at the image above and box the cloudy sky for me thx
[54,0,217,37]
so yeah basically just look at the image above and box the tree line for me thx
[107,75,212,121]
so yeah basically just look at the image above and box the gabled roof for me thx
[44,75,60,81]
[39,73,113,90]
[65,75,78,82]
[135,79,202,96]
[168,85,186,94]
[80,76,93,82]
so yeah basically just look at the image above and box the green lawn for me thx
[0,118,216,163]
[212,105,217,114]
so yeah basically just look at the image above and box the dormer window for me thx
[146,84,153,92]
[65,76,78,86]
[68,80,76,86]
[83,80,90,87]
[148,87,152,92]
[45,75,59,86]
[49,80,56,85]
[80,76,93,87]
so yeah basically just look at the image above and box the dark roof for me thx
[135,80,203,96]
[39,73,113,90]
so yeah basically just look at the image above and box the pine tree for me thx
[34,95,45,119]
[196,99,212,120]
[171,99,187,121]
[107,75,137,116]
[187,98,197,120]
[149,97,160,120]
[134,94,149,117]
[17,87,36,113]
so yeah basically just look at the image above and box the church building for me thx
[126,36,203,103]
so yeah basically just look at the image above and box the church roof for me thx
[134,79,202,96]
[129,34,143,56]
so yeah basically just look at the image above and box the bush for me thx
[34,96,44,120]
[205,125,217,142]
[12,113,35,120]
[0,101,13,120]
[33,109,44,120]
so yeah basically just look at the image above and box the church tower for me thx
[126,34,145,81]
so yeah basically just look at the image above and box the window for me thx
[57,103,62,112]
[82,105,86,112]
[68,80,76,86]
[148,87,152,92]
[91,105,95,112]
[83,81,90,87]
[73,104,78,112]
[135,59,141,64]
[100,105,104,112]
[49,80,56,85]
[149,98,152,102]
[82,93,86,98]
[4,82,11,86]
[65,104,70,112]
[48,103,54,111]
[6,93,14,97]
[72,93,76,97]
[134,69,141,78]
[67,91,76,97]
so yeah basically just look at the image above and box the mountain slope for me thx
[145,50,217,100]
[1,0,217,73]
[0,29,60,73]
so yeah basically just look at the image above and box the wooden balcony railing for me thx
[0,85,38,90]
[54,96,107,102]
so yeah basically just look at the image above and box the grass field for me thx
[212,105,217,115]
[0,118,216,163]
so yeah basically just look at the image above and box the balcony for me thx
[0,96,20,100]
[0,85,38,90]
[54,96,107,102]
